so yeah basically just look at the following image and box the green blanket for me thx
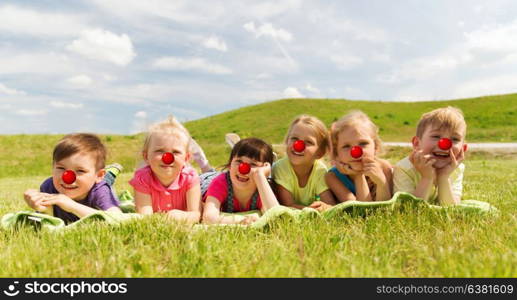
[1,210,142,232]
[194,192,499,230]
[3,192,498,232]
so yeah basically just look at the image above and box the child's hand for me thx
[363,157,387,186]
[166,209,185,220]
[335,161,361,176]
[309,201,332,212]
[239,214,259,225]
[410,150,436,179]
[436,147,465,178]
[250,162,271,181]
[39,194,76,213]
[23,189,50,212]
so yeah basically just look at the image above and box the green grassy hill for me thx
[0,93,516,179]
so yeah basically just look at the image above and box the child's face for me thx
[144,132,190,186]
[335,125,376,170]
[413,125,465,169]
[52,152,104,201]
[229,156,265,190]
[286,123,321,166]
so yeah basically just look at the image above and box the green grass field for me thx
[0,94,516,277]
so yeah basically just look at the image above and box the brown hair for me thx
[416,106,467,138]
[330,110,383,157]
[284,114,330,156]
[53,133,106,170]
[225,138,274,169]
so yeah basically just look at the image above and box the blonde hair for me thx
[284,114,330,156]
[330,110,382,157]
[416,106,466,138]
[142,115,192,154]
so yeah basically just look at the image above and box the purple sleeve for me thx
[39,177,58,194]
[90,182,120,211]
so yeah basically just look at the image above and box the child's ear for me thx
[185,152,191,162]
[96,169,106,184]
[411,136,420,149]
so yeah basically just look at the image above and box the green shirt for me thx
[272,157,329,206]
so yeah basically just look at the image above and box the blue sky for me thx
[1,0,517,134]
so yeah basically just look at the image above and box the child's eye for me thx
[56,167,65,170]
[431,135,440,139]
[360,142,369,146]
[76,170,86,174]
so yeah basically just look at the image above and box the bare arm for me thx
[202,196,248,224]
[251,163,280,213]
[277,184,306,209]
[134,189,154,215]
[353,174,372,202]
[166,184,202,224]
[40,194,98,219]
[324,172,356,202]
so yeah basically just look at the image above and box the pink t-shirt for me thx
[129,165,200,213]
[204,172,263,212]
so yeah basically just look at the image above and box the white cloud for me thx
[465,21,517,53]
[0,83,26,96]
[453,74,517,99]
[0,52,73,75]
[66,75,93,88]
[50,101,84,109]
[135,111,147,118]
[330,54,363,70]
[202,36,228,52]
[153,57,232,74]
[15,109,48,116]
[0,5,85,37]
[244,22,293,42]
[66,29,136,66]
[305,84,321,96]
[248,0,301,19]
[283,87,305,98]
[378,53,473,84]
[91,0,225,25]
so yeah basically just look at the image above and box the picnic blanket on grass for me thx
[2,192,497,231]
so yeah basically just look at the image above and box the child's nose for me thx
[350,146,363,158]
[162,152,175,164]
[62,170,76,184]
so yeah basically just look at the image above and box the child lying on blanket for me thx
[129,115,202,224]
[202,137,280,225]
[23,133,122,224]
[313,110,393,212]
[272,115,336,209]
[393,106,468,206]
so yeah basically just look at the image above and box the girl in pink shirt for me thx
[129,116,201,224]
[202,138,280,225]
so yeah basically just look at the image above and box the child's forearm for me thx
[203,212,247,225]
[437,176,460,205]
[65,201,98,219]
[169,210,201,224]
[354,175,372,201]
[413,176,434,201]
[374,182,391,202]
[255,175,279,211]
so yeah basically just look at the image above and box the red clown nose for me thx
[350,146,363,159]
[162,152,175,164]
[62,170,76,184]
[293,140,306,152]
[238,162,251,175]
[438,138,452,150]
